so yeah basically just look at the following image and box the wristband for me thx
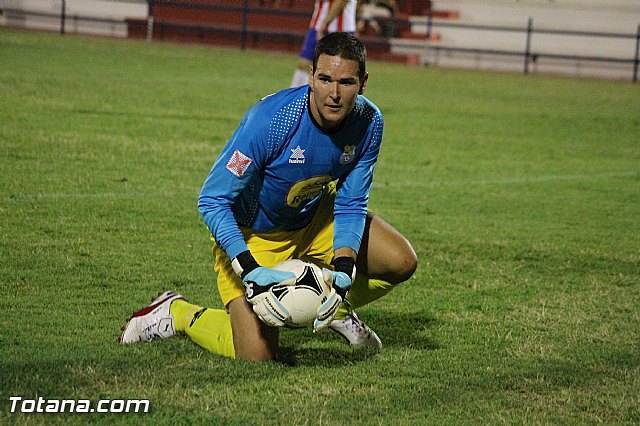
[231,250,260,279]
[332,256,356,281]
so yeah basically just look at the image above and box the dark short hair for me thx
[313,32,367,79]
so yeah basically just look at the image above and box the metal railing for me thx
[422,15,640,82]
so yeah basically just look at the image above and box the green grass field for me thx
[1,28,639,424]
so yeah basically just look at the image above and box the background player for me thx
[291,0,357,87]
[120,33,417,361]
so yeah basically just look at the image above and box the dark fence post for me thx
[241,0,249,50]
[524,17,533,75]
[60,0,66,35]
[147,0,154,43]
[633,24,639,82]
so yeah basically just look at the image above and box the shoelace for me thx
[345,316,370,338]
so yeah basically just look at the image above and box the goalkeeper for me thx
[120,32,417,361]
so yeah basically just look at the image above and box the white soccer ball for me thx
[271,259,330,328]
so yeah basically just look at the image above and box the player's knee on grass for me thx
[228,297,279,361]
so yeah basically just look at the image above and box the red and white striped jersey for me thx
[309,0,357,33]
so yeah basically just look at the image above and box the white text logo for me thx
[8,396,151,414]
[289,145,305,164]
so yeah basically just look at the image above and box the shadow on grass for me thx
[372,309,440,350]
[276,309,440,366]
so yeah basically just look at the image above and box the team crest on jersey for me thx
[226,149,252,177]
[289,145,306,164]
[340,145,356,164]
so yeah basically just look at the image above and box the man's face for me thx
[309,54,368,132]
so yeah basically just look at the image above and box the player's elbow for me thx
[197,196,211,218]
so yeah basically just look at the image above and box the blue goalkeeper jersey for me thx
[198,85,384,261]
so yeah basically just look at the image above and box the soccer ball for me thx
[271,259,330,328]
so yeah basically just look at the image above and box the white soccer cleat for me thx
[119,291,185,344]
[329,311,382,349]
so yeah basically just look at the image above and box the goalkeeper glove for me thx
[313,257,355,332]
[232,251,296,327]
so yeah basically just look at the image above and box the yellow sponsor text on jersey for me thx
[286,175,334,208]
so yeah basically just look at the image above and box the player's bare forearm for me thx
[334,247,357,262]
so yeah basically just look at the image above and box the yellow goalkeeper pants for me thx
[170,183,396,358]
